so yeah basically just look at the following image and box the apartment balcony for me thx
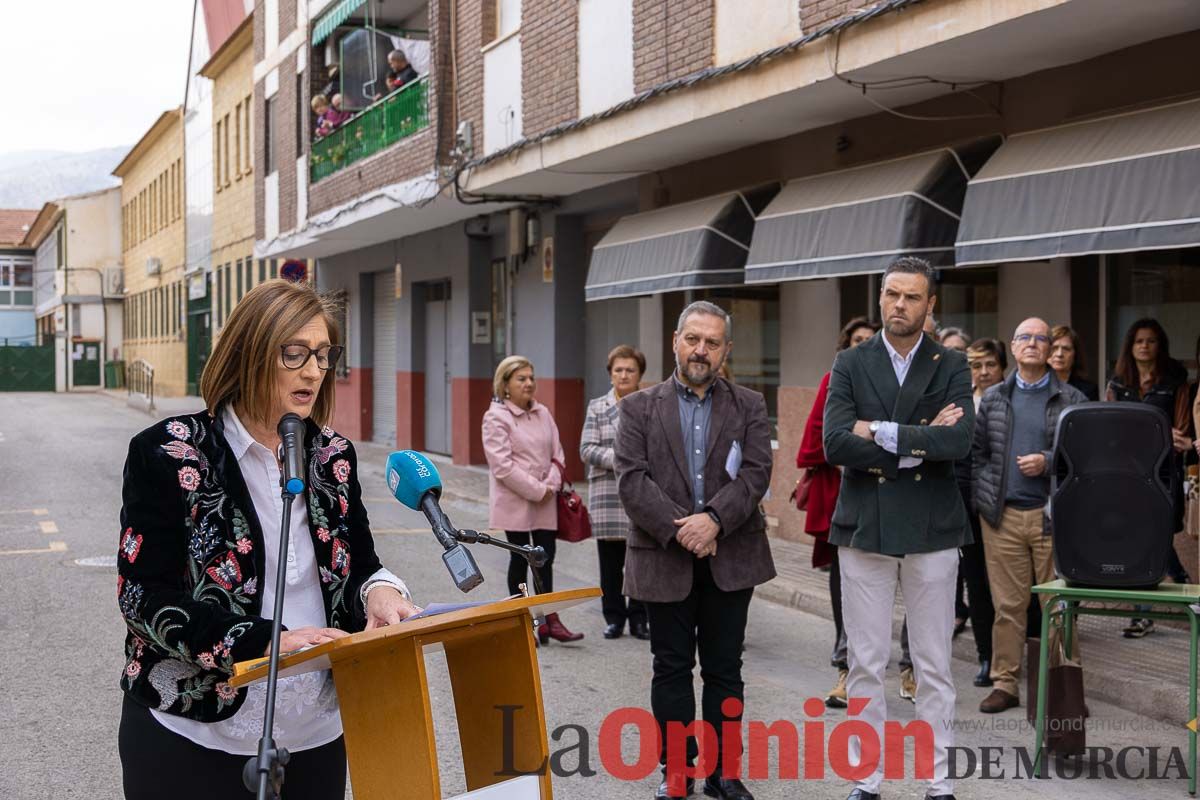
[309,75,430,184]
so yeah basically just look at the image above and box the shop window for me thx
[1106,248,1200,378]
[935,266,999,341]
[330,290,350,379]
[687,286,782,436]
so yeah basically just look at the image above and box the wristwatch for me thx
[869,420,882,434]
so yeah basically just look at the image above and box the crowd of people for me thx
[801,307,1200,722]
[310,50,419,141]
[115,262,1200,800]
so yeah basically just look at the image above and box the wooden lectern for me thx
[230,588,599,800]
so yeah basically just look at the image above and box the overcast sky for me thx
[0,1,195,155]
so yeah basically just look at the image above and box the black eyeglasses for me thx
[280,344,344,371]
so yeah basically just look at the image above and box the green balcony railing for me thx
[310,76,429,183]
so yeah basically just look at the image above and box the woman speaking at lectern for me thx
[115,279,419,799]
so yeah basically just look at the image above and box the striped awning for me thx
[745,141,997,283]
[313,0,366,45]
[585,185,778,301]
[955,99,1200,266]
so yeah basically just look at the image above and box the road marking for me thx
[0,508,50,516]
[75,555,119,568]
[39,520,59,534]
[0,541,67,556]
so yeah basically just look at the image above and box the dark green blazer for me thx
[822,333,974,556]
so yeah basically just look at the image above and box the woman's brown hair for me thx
[837,316,880,352]
[200,279,343,429]
[1050,324,1088,380]
[606,344,646,376]
[1113,317,1172,391]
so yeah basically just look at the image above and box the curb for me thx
[755,569,1194,726]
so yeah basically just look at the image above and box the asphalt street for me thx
[0,392,1194,799]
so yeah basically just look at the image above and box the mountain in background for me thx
[0,147,130,210]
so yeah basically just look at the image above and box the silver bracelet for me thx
[360,579,410,606]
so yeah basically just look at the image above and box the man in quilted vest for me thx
[972,317,1086,714]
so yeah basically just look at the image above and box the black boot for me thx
[974,659,992,687]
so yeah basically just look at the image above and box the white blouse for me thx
[152,407,408,754]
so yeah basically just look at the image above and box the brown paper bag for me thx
[1026,636,1086,756]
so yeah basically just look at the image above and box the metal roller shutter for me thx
[372,270,396,446]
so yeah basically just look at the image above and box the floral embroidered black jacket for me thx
[117,410,383,722]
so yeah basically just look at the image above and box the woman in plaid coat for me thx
[581,345,650,640]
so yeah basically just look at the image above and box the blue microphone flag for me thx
[386,450,443,510]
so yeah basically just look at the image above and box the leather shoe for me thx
[845,790,880,800]
[979,688,1019,713]
[630,621,651,640]
[654,775,694,799]
[703,777,753,800]
[925,795,957,799]
[603,623,623,639]
[974,659,993,687]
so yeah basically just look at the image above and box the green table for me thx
[1031,579,1200,794]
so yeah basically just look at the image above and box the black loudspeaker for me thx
[1050,403,1176,588]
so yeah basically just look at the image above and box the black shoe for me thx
[925,795,957,799]
[846,790,880,800]
[654,776,694,799]
[703,777,753,800]
[603,623,624,639]
[974,659,993,687]
[630,621,651,640]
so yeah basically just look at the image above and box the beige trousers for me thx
[982,505,1071,697]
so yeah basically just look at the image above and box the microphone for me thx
[386,450,484,593]
[277,413,306,496]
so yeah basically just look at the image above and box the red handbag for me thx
[552,460,593,543]
[791,468,815,511]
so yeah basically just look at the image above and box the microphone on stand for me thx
[386,450,485,593]
[277,413,306,495]
[244,413,309,798]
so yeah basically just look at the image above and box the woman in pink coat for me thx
[482,355,583,643]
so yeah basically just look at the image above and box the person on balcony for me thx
[326,94,352,129]
[386,50,418,93]
[311,95,334,139]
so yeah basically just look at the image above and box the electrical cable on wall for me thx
[826,29,1002,122]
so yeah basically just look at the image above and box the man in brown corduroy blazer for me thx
[615,300,774,800]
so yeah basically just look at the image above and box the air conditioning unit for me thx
[105,267,125,296]
[146,257,161,276]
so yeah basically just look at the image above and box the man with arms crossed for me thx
[823,257,974,800]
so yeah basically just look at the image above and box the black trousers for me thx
[644,558,753,778]
[505,530,557,595]
[597,539,647,628]
[119,694,347,800]
[959,489,995,663]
